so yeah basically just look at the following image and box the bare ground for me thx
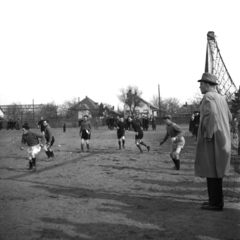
[0,125,240,240]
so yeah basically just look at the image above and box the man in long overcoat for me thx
[195,72,232,211]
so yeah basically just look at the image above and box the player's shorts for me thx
[172,136,185,151]
[135,130,143,140]
[27,145,41,160]
[81,130,91,140]
[117,131,125,139]
[45,136,55,147]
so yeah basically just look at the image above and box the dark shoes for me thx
[201,202,223,211]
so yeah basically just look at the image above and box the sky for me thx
[1,0,240,110]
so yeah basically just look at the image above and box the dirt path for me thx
[0,126,240,240]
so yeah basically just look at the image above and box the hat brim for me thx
[198,79,218,85]
[163,117,171,120]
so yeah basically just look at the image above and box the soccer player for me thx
[127,116,150,153]
[116,116,127,150]
[79,115,92,152]
[160,115,185,174]
[38,116,45,135]
[43,120,55,159]
[20,123,45,170]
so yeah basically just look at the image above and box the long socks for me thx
[137,144,143,153]
[171,157,180,170]
[122,139,125,149]
[29,160,33,169]
[118,140,122,150]
[140,141,150,152]
[45,151,50,158]
[32,158,36,166]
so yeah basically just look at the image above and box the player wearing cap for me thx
[160,115,185,174]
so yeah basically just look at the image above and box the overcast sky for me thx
[1,0,240,109]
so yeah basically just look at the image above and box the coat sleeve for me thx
[202,95,217,139]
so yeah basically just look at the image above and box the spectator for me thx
[195,73,232,211]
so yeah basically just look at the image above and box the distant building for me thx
[177,102,200,115]
[104,106,122,117]
[74,96,99,119]
[124,97,158,117]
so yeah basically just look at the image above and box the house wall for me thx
[124,103,158,117]
[78,110,91,119]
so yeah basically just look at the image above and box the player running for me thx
[116,116,127,150]
[20,123,45,170]
[127,116,150,153]
[160,115,185,174]
[43,120,55,159]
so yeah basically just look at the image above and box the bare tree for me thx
[4,102,23,119]
[38,102,58,119]
[150,95,159,107]
[150,95,181,117]
[58,97,79,118]
[162,98,181,116]
[187,91,203,106]
[118,86,143,116]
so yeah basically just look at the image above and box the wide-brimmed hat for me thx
[198,72,218,85]
[22,123,29,130]
[163,115,172,120]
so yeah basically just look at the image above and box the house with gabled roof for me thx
[176,102,200,115]
[124,96,159,117]
[74,96,99,119]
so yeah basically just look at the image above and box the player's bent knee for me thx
[172,151,179,159]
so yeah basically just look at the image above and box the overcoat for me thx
[194,89,232,178]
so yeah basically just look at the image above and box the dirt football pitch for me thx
[0,125,240,240]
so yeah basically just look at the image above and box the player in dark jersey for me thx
[20,123,45,170]
[38,116,45,135]
[43,120,55,159]
[127,116,150,153]
[116,116,127,150]
[79,115,92,152]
